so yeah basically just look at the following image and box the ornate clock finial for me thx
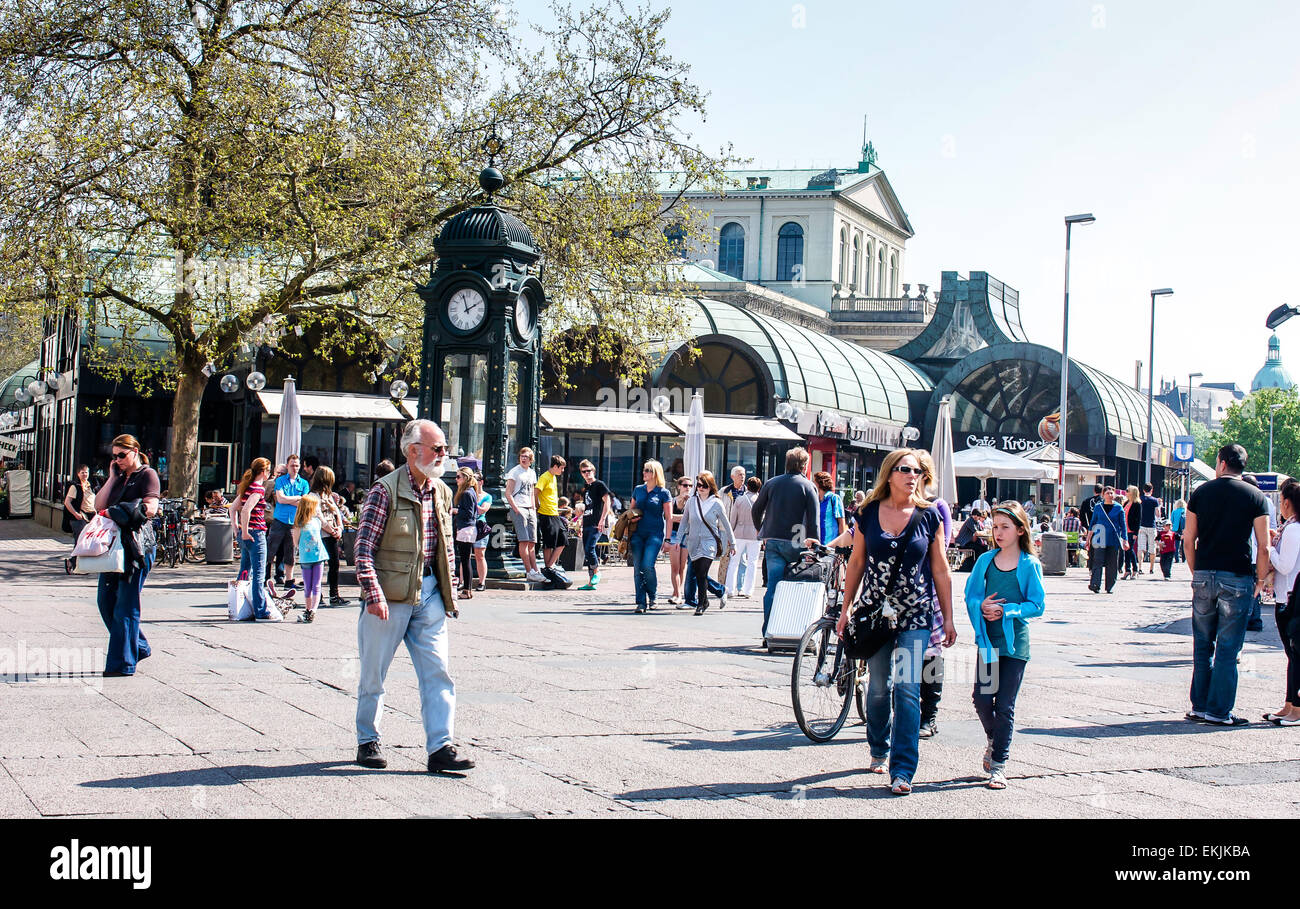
[480,131,505,199]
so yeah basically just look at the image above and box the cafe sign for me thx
[966,434,1040,453]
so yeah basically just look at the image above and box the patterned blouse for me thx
[854,501,943,633]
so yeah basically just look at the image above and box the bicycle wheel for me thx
[792,617,855,743]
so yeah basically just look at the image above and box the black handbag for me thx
[843,504,923,660]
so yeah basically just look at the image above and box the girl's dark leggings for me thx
[323,536,340,599]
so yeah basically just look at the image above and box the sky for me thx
[517,0,1300,394]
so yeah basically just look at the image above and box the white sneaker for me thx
[719,593,728,611]
[525,570,546,582]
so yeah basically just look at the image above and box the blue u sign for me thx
[1173,435,1195,462]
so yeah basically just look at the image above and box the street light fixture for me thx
[1145,288,1175,486]
[1057,213,1096,528]
[1266,304,1299,331]
[1269,403,1285,472]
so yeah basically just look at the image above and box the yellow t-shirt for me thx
[536,470,560,517]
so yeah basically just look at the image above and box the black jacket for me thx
[107,498,157,582]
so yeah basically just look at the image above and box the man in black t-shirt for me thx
[1137,483,1162,575]
[573,459,611,590]
[1184,444,1269,726]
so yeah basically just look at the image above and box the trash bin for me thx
[205,515,234,564]
[343,526,357,566]
[560,535,579,572]
[1039,530,1067,576]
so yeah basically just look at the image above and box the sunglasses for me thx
[892,465,923,475]
[581,469,593,474]
[111,451,133,461]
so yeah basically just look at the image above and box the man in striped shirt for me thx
[354,419,473,774]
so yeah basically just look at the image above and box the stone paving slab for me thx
[3,518,1299,818]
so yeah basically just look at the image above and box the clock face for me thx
[446,287,486,333]
[514,290,535,341]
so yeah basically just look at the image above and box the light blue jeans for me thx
[238,529,267,618]
[356,574,455,754]
[864,628,929,783]
[1190,569,1252,721]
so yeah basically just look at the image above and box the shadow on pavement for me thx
[1020,718,1275,738]
[646,724,867,752]
[617,767,980,801]
[82,761,430,788]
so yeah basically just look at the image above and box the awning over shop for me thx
[660,412,803,442]
[541,405,676,435]
[1020,443,1116,477]
[258,390,415,422]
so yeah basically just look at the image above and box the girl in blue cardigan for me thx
[964,502,1046,789]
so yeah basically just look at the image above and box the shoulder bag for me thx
[843,503,924,660]
[693,495,723,555]
[1100,505,1129,550]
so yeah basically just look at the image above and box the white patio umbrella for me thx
[952,446,1055,503]
[274,375,302,468]
[683,392,706,489]
[930,397,958,507]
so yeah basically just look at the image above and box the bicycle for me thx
[152,498,190,568]
[790,542,868,743]
[181,519,206,563]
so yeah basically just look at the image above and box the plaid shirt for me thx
[354,466,452,608]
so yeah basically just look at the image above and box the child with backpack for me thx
[963,502,1046,789]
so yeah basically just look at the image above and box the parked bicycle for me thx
[790,542,867,743]
[152,498,194,568]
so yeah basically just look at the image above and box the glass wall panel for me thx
[603,434,640,502]
[561,432,600,499]
[440,352,488,461]
[726,440,758,478]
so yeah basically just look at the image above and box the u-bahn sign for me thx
[1173,435,1195,463]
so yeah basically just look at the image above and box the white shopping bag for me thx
[72,514,118,558]
[227,576,253,621]
[75,534,125,574]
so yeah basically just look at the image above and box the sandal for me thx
[988,765,1007,789]
[867,757,888,774]
[890,778,912,796]
[459,589,473,599]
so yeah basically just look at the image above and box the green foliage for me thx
[1214,386,1300,477]
[0,0,734,493]
[1190,419,1216,465]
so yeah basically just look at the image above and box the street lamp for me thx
[1057,213,1095,528]
[1145,288,1175,486]
[1185,372,1203,434]
[1269,403,1285,472]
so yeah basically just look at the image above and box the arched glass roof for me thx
[681,297,931,424]
[1073,361,1184,448]
[0,359,39,405]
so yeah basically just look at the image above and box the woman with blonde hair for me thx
[837,448,955,795]
[629,459,674,613]
[451,467,480,599]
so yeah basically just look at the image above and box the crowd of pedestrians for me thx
[65,419,1300,788]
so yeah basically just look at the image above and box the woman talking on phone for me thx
[93,434,161,676]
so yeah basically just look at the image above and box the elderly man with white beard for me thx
[353,419,474,774]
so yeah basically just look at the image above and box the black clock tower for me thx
[417,166,547,580]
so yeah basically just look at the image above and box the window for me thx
[718,222,745,279]
[664,223,686,258]
[890,252,898,296]
[877,246,886,296]
[776,222,804,282]
[852,233,861,290]
[864,240,873,293]
[662,342,764,415]
[838,226,848,286]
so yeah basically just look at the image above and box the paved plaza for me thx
[1,519,1297,819]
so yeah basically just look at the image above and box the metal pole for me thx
[1058,221,1071,530]
[1270,411,1276,473]
[1145,291,1155,487]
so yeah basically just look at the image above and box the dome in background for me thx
[1251,332,1295,393]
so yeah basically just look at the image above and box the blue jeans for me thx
[761,539,801,637]
[582,525,600,570]
[96,551,154,674]
[356,575,455,754]
[628,532,663,607]
[1190,570,1253,721]
[863,628,928,783]
[238,529,268,618]
[684,561,725,606]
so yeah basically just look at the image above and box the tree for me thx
[0,0,731,496]
[1214,386,1300,477]
[1190,419,1215,466]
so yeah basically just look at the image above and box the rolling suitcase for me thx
[764,579,826,652]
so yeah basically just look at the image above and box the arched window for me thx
[877,246,886,296]
[776,222,804,282]
[889,252,898,297]
[864,240,873,293]
[661,342,765,416]
[838,226,848,286]
[718,222,745,279]
[664,222,686,258]
[852,233,861,290]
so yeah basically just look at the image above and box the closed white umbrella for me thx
[683,392,705,488]
[274,376,302,468]
[930,397,958,506]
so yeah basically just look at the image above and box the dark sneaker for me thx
[356,741,386,768]
[918,719,938,738]
[427,745,474,773]
[1247,622,1264,632]
[1202,714,1249,726]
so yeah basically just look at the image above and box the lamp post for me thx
[1057,213,1095,529]
[1145,288,1175,486]
[1183,372,1202,500]
[1269,403,1285,473]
